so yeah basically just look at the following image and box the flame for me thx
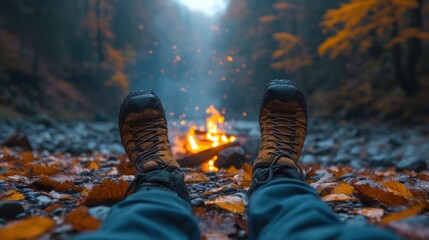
[185,105,236,155]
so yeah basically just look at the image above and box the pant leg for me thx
[73,188,200,240]
[248,178,402,240]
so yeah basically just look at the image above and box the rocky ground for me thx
[0,120,428,239]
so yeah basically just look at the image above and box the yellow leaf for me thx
[353,180,408,206]
[206,195,245,214]
[381,180,414,199]
[356,208,384,221]
[86,162,99,170]
[322,193,353,202]
[0,216,54,240]
[380,204,424,225]
[332,183,355,195]
[0,190,25,201]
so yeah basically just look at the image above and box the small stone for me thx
[89,206,111,221]
[26,192,41,198]
[333,154,351,164]
[191,198,205,207]
[224,185,237,194]
[0,201,25,220]
[339,173,356,180]
[36,195,52,206]
[396,157,427,171]
[301,155,316,164]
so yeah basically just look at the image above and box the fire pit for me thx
[173,106,240,171]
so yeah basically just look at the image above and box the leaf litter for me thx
[0,147,428,239]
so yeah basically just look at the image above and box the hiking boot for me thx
[118,90,189,202]
[250,80,308,194]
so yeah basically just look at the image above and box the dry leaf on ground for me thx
[66,206,101,231]
[322,193,353,202]
[25,164,60,176]
[355,208,384,221]
[332,183,354,195]
[185,173,209,183]
[206,195,245,214]
[380,204,424,225]
[353,180,408,206]
[381,180,413,199]
[234,169,251,188]
[312,182,338,196]
[84,179,128,206]
[0,190,25,201]
[32,175,83,192]
[0,216,54,240]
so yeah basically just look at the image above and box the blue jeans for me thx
[74,178,401,240]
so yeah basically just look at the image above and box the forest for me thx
[0,0,428,120]
[0,0,428,239]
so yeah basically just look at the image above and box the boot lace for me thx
[123,121,170,196]
[255,113,304,184]
[125,121,169,172]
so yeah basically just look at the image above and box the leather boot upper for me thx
[118,90,180,173]
[254,80,308,174]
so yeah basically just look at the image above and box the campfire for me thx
[174,105,238,171]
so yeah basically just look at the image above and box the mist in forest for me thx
[0,0,428,121]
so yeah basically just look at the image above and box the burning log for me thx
[178,141,240,167]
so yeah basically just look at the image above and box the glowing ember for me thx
[186,105,236,154]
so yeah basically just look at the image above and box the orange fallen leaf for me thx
[353,180,408,206]
[0,216,54,240]
[66,206,101,231]
[2,147,12,156]
[206,195,245,214]
[243,162,253,176]
[19,151,34,162]
[311,182,338,196]
[81,189,90,196]
[86,162,99,170]
[32,175,83,193]
[380,204,424,225]
[415,172,429,181]
[234,169,251,188]
[381,180,413,199]
[25,164,60,176]
[226,166,239,175]
[185,173,209,183]
[0,190,25,201]
[356,208,384,221]
[84,179,128,206]
[328,166,349,177]
[332,183,354,195]
[322,193,353,202]
[44,203,63,213]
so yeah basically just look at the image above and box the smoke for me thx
[131,0,228,121]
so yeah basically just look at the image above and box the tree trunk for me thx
[391,22,409,95]
[404,0,422,95]
[95,0,105,63]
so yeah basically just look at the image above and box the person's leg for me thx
[248,177,401,240]
[73,90,200,239]
[74,183,199,240]
[247,80,402,240]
